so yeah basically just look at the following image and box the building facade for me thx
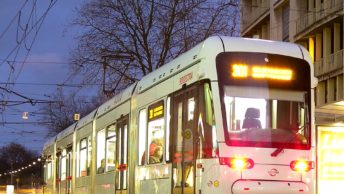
[240,1,344,193]
[241,0,344,124]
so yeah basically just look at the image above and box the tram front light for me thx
[290,160,313,172]
[219,157,254,170]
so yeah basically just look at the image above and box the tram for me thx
[43,36,317,194]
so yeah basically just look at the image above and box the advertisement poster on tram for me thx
[317,126,344,194]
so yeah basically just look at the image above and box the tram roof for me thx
[136,37,210,93]
[222,37,303,59]
[56,123,77,141]
[43,136,56,151]
[96,84,136,118]
[75,109,97,131]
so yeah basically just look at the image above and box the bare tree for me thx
[38,0,239,135]
[0,143,41,186]
[39,88,107,136]
[71,0,239,95]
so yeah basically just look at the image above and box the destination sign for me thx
[232,64,293,81]
[148,100,164,121]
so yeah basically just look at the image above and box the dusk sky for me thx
[0,0,85,152]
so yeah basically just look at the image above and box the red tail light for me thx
[219,157,254,170]
[290,160,313,172]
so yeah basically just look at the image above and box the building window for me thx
[282,5,289,41]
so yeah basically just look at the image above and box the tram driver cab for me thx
[242,107,261,129]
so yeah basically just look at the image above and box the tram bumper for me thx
[232,180,309,194]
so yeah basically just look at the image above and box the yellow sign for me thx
[232,64,293,81]
[148,101,164,121]
[214,180,220,187]
[318,128,344,180]
[149,105,163,119]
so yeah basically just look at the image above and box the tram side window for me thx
[87,136,92,175]
[61,149,67,181]
[97,129,106,173]
[45,156,52,180]
[147,100,165,164]
[198,83,217,158]
[97,125,117,173]
[79,138,89,177]
[106,124,116,172]
[76,142,80,177]
[138,109,147,165]
[56,152,61,181]
[47,160,52,180]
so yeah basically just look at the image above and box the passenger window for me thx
[97,124,117,173]
[138,109,147,165]
[79,138,88,177]
[46,157,52,179]
[97,129,106,174]
[87,136,92,175]
[56,152,61,181]
[106,125,116,172]
[147,100,165,164]
[61,149,67,181]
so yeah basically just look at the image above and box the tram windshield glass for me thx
[216,52,311,149]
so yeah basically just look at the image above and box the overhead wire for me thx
[0,0,60,115]
[0,0,59,92]
[0,0,29,41]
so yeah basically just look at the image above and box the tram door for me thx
[116,115,129,194]
[172,85,198,194]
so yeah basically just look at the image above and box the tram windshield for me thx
[223,87,310,149]
[216,52,311,149]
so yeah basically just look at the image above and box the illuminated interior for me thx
[223,87,309,148]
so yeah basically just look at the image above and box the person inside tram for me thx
[149,146,163,164]
[141,138,163,165]
[97,159,105,173]
[242,107,261,129]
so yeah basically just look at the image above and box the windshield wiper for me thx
[270,128,304,157]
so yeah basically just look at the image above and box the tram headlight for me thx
[290,160,313,172]
[219,157,254,170]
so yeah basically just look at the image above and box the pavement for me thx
[0,186,42,194]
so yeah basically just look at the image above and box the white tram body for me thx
[43,36,317,194]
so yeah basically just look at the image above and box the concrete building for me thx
[240,1,344,193]
[241,0,344,124]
